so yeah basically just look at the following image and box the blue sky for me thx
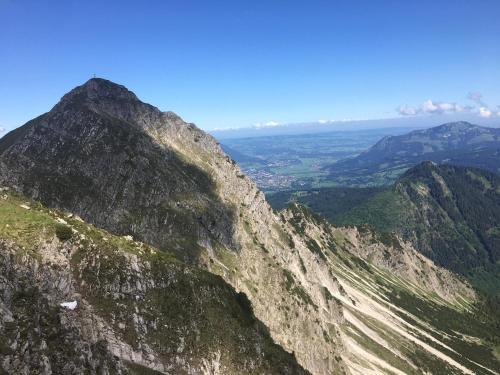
[1,0,499,133]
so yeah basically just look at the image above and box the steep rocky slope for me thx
[1,79,499,374]
[325,122,500,186]
[0,79,239,262]
[0,190,307,374]
[280,205,499,374]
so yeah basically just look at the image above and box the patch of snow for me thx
[19,204,30,210]
[56,218,68,225]
[60,301,77,310]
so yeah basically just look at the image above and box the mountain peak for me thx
[59,78,139,106]
[429,121,479,133]
[51,78,174,130]
[399,160,438,179]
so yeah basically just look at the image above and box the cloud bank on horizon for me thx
[213,92,500,133]
[253,121,281,128]
[397,92,500,118]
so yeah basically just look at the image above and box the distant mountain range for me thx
[326,121,500,186]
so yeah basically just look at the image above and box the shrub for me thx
[55,224,72,241]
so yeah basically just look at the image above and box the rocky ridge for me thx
[1,79,498,374]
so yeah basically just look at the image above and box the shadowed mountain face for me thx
[0,79,237,262]
[1,79,499,374]
[326,121,500,186]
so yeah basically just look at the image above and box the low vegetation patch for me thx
[55,223,72,241]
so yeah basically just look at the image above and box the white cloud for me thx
[265,121,280,127]
[396,105,418,116]
[465,92,500,117]
[0,127,5,136]
[252,121,281,128]
[421,99,440,113]
[422,100,464,114]
[479,107,493,118]
[438,102,458,112]
[397,99,466,116]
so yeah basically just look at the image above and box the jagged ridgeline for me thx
[1,79,499,374]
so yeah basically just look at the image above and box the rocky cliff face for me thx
[1,79,498,375]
